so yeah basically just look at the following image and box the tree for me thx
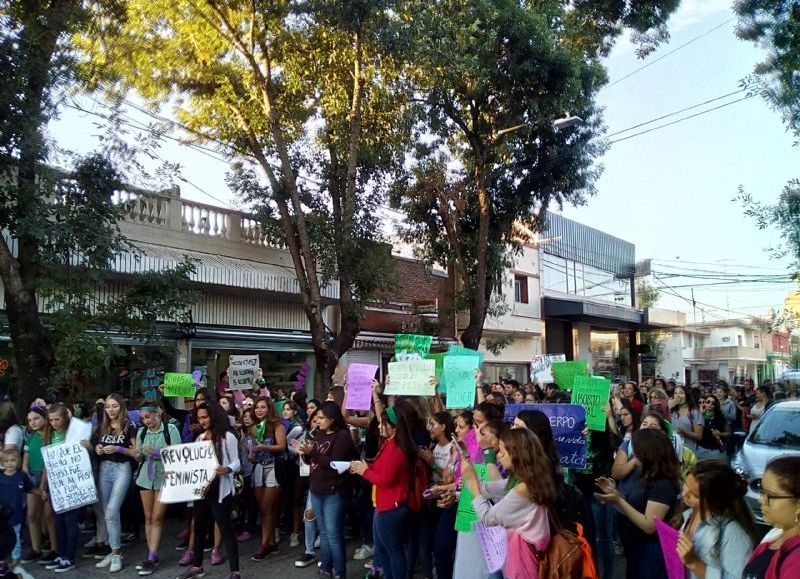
[0,0,196,402]
[81,0,415,395]
[393,0,682,349]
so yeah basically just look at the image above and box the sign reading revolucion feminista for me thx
[160,441,219,504]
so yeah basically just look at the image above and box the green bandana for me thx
[386,407,398,426]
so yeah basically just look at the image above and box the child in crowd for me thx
[0,450,33,573]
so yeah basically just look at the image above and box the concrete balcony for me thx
[687,346,767,363]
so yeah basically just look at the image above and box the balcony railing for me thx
[688,346,767,362]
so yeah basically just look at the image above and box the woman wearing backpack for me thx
[350,405,417,579]
[675,460,758,579]
[458,428,558,579]
[134,404,181,576]
[740,456,800,579]
[294,401,355,579]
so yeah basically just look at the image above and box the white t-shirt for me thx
[432,442,453,482]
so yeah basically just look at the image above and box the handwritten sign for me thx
[42,442,98,513]
[228,355,259,390]
[571,376,612,431]
[454,463,489,532]
[504,404,587,469]
[551,360,589,390]
[160,440,219,504]
[530,353,566,383]
[476,522,507,573]
[395,334,433,361]
[654,518,685,579]
[385,360,436,396]
[164,372,196,398]
[65,418,93,443]
[345,363,378,410]
[448,344,484,366]
[138,367,160,400]
[444,356,480,409]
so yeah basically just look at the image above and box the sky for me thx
[49,0,799,323]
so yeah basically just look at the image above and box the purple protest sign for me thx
[504,403,587,469]
[476,522,507,573]
[345,363,378,410]
[654,519,684,579]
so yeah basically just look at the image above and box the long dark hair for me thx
[619,398,641,432]
[317,401,347,432]
[196,401,230,463]
[0,401,19,434]
[632,428,680,491]
[501,429,558,506]
[431,411,454,440]
[515,410,561,470]
[688,460,759,545]
[674,384,699,412]
[384,404,418,495]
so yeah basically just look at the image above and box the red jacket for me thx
[363,437,409,513]
[747,534,800,579]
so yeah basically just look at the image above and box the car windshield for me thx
[750,407,800,449]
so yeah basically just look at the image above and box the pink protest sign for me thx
[345,363,378,410]
[654,518,685,579]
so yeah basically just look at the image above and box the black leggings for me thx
[192,482,239,572]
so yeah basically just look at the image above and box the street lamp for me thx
[553,112,584,131]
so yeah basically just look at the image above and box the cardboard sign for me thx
[138,367,160,400]
[164,372,196,398]
[345,363,378,411]
[228,355,259,390]
[530,353,566,383]
[504,403,587,469]
[385,359,436,396]
[65,418,93,443]
[551,360,589,390]
[571,376,612,431]
[160,441,219,504]
[444,355,480,409]
[394,334,433,361]
[42,442,98,513]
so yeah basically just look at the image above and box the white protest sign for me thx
[65,418,93,443]
[530,353,566,384]
[385,359,436,396]
[227,355,259,390]
[42,441,98,513]
[476,522,507,573]
[159,440,219,504]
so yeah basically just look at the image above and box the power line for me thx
[608,95,752,144]
[608,18,734,87]
[607,89,746,138]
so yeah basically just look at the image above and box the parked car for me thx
[731,400,800,524]
[778,370,800,384]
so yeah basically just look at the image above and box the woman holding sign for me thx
[179,401,241,579]
[134,404,181,576]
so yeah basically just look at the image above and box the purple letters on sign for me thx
[345,363,378,411]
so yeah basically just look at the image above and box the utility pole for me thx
[691,289,697,323]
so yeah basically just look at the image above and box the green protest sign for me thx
[551,360,589,390]
[454,463,489,532]
[447,344,485,366]
[394,334,433,361]
[571,375,612,431]
[444,356,480,409]
[426,352,447,392]
[163,372,196,397]
[385,359,436,396]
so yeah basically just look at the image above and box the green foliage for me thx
[637,279,661,309]
[735,0,800,139]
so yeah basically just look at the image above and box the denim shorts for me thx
[29,471,43,488]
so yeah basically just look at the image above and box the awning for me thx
[112,242,340,299]
[542,296,678,332]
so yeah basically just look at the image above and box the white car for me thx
[731,400,800,524]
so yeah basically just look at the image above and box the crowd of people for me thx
[0,370,797,579]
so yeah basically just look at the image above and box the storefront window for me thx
[543,254,632,306]
[483,363,529,384]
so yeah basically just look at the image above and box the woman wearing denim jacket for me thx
[676,460,759,579]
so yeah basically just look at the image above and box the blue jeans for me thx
[590,497,615,579]
[373,504,408,579]
[98,461,132,550]
[303,493,318,556]
[310,491,346,578]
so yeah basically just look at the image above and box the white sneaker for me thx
[353,544,374,560]
[13,564,34,579]
[96,553,114,568]
[109,554,123,573]
[289,533,300,548]
[314,536,320,549]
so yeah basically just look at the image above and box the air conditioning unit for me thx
[413,299,438,314]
